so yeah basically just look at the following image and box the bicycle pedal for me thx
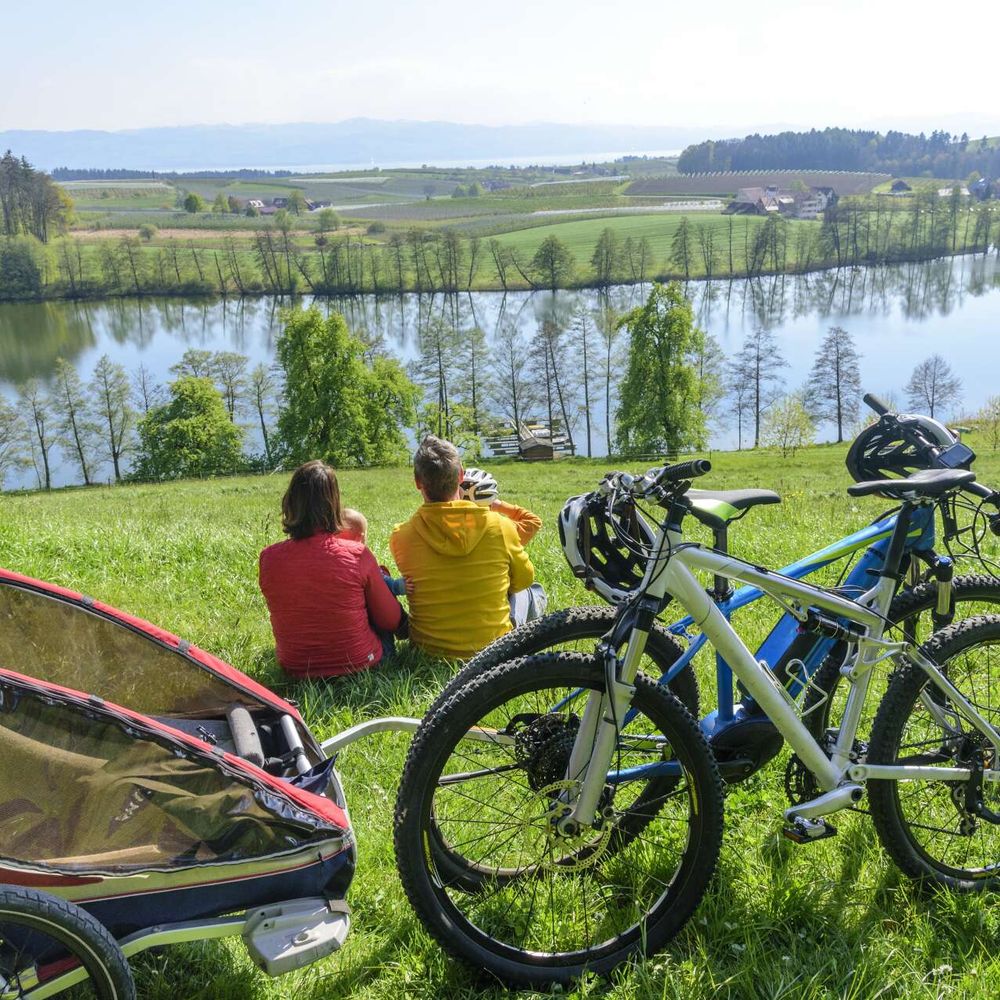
[782,819,838,844]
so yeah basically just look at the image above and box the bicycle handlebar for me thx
[651,459,712,489]
[863,393,891,416]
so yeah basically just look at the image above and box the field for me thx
[626,172,890,198]
[4,442,1000,999]
[492,212,783,262]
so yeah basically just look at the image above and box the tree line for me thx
[678,127,1000,181]
[1,285,992,492]
[2,191,997,303]
[0,313,418,490]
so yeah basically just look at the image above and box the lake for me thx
[0,253,997,490]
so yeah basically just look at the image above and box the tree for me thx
[211,192,228,215]
[905,353,962,417]
[285,189,307,215]
[275,307,417,468]
[244,202,260,218]
[531,236,576,290]
[762,393,815,456]
[491,320,534,435]
[590,227,621,287]
[614,282,709,455]
[454,324,492,435]
[138,223,157,242]
[728,327,789,448]
[595,300,623,453]
[89,355,134,482]
[533,315,578,455]
[17,379,54,489]
[804,326,863,443]
[170,349,215,379]
[51,358,100,485]
[317,208,339,233]
[227,196,242,214]
[693,332,726,428]
[573,306,597,457]
[183,192,206,214]
[0,398,27,489]
[134,377,244,480]
[977,395,1000,452]
[212,351,249,420]
[247,363,278,465]
[671,216,693,278]
[409,316,460,438]
[467,181,484,198]
[131,363,165,414]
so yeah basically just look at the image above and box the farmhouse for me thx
[890,179,912,193]
[970,177,997,200]
[937,186,971,198]
[725,184,837,219]
[245,199,265,210]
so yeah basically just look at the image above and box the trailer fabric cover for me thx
[0,578,270,719]
[0,685,340,874]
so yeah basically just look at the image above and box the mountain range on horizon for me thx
[4,115,1000,173]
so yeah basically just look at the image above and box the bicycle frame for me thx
[563,499,1000,832]
[657,503,937,738]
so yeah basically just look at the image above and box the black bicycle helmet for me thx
[846,412,965,484]
[558,492,657,605]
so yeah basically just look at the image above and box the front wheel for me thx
[394,652,723,988]
[459,605,699,716]
[868,615,1000,890]
[0,886,135,999]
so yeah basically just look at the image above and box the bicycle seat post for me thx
[712,525,733,602]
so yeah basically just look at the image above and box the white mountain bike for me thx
[393,459,1000,988]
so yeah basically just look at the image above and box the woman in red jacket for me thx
[259,461,404,677]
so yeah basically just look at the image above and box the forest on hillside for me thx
[678,128,1000,179]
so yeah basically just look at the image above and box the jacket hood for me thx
[409,501,491,557]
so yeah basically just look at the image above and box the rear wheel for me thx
[0,886,134,1000]
[868,616,1000,890]
[802,575,1000,744]
[394,652,723,988]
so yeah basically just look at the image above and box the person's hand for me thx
[489,497,503,512]
[404,577,416,598]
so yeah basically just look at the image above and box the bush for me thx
[0,237,46,300]
[366,221,387,235]
[138,223,158,242]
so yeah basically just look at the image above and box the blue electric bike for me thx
[460,395,1000,782]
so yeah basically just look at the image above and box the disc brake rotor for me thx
[520,780,614,871]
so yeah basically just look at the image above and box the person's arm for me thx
[491,499,542,546]
[502,519,535,594]
[362,552,403,631]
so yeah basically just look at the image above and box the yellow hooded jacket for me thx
[390,500,536,660]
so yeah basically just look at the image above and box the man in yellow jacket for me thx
[390,436,545,660]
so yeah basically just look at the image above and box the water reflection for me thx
[0,253,996,487]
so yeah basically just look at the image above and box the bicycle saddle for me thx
[846,467,976,499]
[687,488,781,531]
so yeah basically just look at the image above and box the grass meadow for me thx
[4,443,1000,998]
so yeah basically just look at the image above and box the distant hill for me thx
[0,120,712,172]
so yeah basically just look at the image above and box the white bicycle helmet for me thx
[459,467,499,506]
[558,492,659,606]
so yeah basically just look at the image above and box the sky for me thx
[5,0,1000,136]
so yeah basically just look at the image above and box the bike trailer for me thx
[0,567,355,983]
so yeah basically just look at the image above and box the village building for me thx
[890,179,913,193]
[724,184,837,219]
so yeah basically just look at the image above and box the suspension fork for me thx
[561,602,656,831]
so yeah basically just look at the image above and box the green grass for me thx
[492,212,774,265]
[4,443,1000,998]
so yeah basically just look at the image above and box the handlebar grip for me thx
[655,459,712,487]
[863,393,890,416]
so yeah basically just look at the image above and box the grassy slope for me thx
[3,443,1000,999]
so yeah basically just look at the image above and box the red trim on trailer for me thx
[0,868,102,887]
[0,567,302,722]
[0,668,350,832]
